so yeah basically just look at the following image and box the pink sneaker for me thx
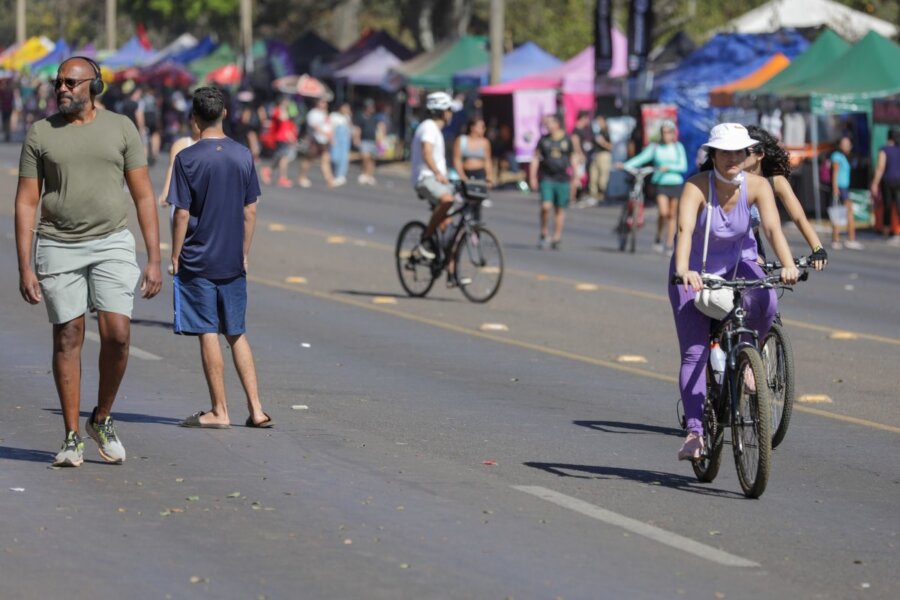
[678,432,705,462]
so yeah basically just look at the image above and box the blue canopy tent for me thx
[100,36,157,68]
[29,38,71,71]
[654,30,809,174]
[452,42,562,89]
[164,36,218,65]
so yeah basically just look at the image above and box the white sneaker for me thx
[85,408,126,463]
[888,235,900,247]
[652,242,664,253]
[413,243,435,261]
[53,431,84,467]
[844,240,864,250]
[332,176,346,187]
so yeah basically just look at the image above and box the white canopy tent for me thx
[721,0,897,41]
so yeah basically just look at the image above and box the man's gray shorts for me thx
[34,229,141,324]
[415,176,455,207]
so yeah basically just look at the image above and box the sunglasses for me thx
[53,77,93,90]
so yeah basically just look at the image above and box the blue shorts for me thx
[174,273,247,336]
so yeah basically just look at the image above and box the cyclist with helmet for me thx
[671,123,799,462]
[411,92,460,263]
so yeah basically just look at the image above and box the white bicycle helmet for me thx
[425,91,454,112]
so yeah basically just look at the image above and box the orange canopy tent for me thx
[709,53,790,107]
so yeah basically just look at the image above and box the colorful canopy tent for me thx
[290,31,338,78]
[721,0,897,41]
[28,38,71,72]
[316,29,414,80]
[480,30,627,133]
[451,42,562,88]
[744,28,850,97]
[334,46,403,87]
[1,36,54,70]
[159,36,218,66]
[392,35,488,89]
[775,31,900,110]
[654,30,809,176]
[150,33,197,65]
[709,53,790,107]
[187,43,237,80]
[100,36,157,68]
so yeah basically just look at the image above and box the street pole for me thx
[489,0,504,85]
[106,0,116,51]
[16,0,25,45]
[241,0,254,76]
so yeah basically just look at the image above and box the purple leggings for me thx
[668,260,776,434]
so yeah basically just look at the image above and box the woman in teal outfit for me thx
[623,121,688,253]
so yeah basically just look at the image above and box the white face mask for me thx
[713,166,744,185]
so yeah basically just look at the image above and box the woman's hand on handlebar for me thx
[780,265,800,285]
[678,270,703,293]
[810,246,828,271]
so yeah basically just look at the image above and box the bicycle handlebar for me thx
[670,271,808,286]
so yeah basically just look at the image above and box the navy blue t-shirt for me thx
[169,137,260,279]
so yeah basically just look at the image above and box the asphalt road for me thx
[1,142,898,600]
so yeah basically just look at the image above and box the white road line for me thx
[512,485,759,568]
[84,331,162,361]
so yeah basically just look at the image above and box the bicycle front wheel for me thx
[732,346,773,499]
[456,225,504,303]
[763,322,795,448]
[693,365,725,483]
[395,221,437,298]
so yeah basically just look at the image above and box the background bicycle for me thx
[616,166,654,253]
[395,180,504,303]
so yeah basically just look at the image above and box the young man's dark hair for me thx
[192,87,225,124]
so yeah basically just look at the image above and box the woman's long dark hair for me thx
[746,124,791,177]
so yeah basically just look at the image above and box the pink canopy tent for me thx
[480,29,627,159]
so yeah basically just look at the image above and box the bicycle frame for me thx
[429,198,483,271]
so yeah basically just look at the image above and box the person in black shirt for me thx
[530,114,576,249]
[354,99,382,185]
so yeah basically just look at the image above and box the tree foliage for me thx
[0,0,895,57]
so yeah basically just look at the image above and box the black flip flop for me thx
[245,413,274,428]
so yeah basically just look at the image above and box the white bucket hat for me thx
[704,123,757,151]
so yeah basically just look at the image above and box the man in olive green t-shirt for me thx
[14,56,162,468]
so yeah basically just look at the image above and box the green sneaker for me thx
[85,408,126,464]
[53,431,84,467]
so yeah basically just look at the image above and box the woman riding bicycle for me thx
[623,120,687,253]
[738,125,827,270]
[671,123,799,461]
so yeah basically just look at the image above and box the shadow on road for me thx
[42,408,182,426]
[332,289,460,303]
[524,461,742,498]
[574,420,684,437]
[0,446,56,463]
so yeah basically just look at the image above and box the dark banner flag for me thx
[627,0,654,74]
[594,0,614,77]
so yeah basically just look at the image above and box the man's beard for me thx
[58,95,87,115]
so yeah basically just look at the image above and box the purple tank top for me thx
[882,145,900,184]
[689,172,752,276]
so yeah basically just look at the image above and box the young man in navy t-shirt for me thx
[169,87,272,429]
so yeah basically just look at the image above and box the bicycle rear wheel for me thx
[732,346,773,498]
[763,322,795,448]
[456,225,504,303]
[395,221,437,298]
[692,365,725,482]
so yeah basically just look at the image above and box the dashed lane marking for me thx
[617,355,648,364]
[513,486,759,568]
[84,331,161,361]
[248,273,900,436]
[258,219,900,347]
[285,276,307,284]
[799,394,833,404]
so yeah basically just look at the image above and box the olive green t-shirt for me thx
[18,109,147,241]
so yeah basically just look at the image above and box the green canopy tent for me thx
[748,29,850,97]
[392,36,488,89]
[765,32,900,222]
[187,43,237,80]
